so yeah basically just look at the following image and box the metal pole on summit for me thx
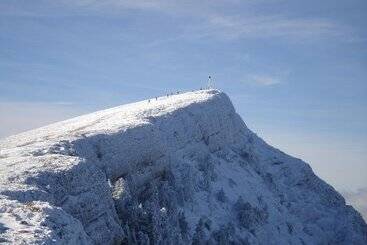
[207,75,213,89]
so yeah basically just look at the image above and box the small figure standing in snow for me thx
[155,97,158,101]
[148,99,150,103]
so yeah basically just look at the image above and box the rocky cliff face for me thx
[0,90,366,244]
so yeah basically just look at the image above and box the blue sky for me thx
[0,0,366,197]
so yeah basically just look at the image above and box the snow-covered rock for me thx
[0,89,366,244]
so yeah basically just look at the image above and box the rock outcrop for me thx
[0,90,366,244]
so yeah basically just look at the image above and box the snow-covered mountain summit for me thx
[0,89,366,244]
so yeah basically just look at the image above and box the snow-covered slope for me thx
[0,90,366,244]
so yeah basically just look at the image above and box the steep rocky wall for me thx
[0,90,366,244]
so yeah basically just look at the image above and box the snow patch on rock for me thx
[0,89,366,244]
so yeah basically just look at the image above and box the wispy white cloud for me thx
[242,71,289,86]
[201,14,343,41]
[59,0,185,15]
[248,74,282,86]
[68,0,350,42]
[6,0,350,43]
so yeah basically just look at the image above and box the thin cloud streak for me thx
[202,14,343,41]
[22,0,354,43]
[250,75,282,86]
[114,1,348,41]
[241,72,287,86]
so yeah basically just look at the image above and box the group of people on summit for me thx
[148,76,213,104]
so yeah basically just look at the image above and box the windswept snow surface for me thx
[0,90,366,244]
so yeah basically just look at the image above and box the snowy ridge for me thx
[0,89,366,244]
